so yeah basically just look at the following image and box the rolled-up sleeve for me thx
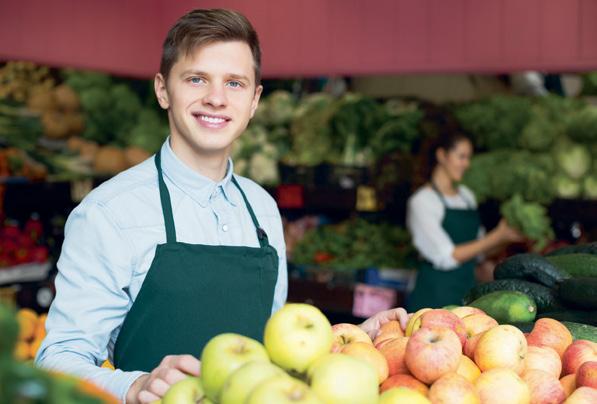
[35,200,146,402]
[407,192,459,270]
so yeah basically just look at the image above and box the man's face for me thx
[155,41,262,161]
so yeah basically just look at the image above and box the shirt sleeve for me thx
[407,190,460,270]
[35,200,146,402]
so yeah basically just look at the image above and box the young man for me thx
[36,9,408,403]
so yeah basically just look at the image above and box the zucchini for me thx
[562,321,597,342]
[546,253,597,278]
[463,279,563,313]
[494,253,570,288]
[538,310,597,326]
[469,291,536,324]
[546,242,597,257]
[558,277,597,310]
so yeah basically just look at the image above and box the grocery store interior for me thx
[1,1,597,403]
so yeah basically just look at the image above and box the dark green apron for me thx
[407,184,481,311]
[112,152,279,372]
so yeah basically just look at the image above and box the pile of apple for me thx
[160,304,597,404]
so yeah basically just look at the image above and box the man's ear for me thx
[154,73,170,109]
[249,84,263,118]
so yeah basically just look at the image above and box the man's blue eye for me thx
[228,81,241,88]
[190,77,203,84]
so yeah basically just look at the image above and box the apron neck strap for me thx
[231,176,270,248]
[430,182,449,207]
[155,153,177,243]
[431,182,474,210]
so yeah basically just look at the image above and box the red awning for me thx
[1,0,597,79]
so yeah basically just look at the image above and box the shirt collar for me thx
[159,138,238,208]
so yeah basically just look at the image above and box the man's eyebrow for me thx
[180,69,208,77]
[179,70,251,82]
[227,73,251,82]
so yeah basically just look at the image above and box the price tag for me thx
[356,185,377,211]
[352,283,397,318]
[276,184,304,209]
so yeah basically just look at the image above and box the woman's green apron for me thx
[112,152,279,372]
[407,184,481,311]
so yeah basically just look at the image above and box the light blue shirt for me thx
[35,139,288,402]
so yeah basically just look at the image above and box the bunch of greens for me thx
[0,100,43,151]
[291,218,416,271]
[287,93,336,166]
[565,106,597,143]
[454,95,532,150]
[369,106,423,160]
[328,93,387,166]
[500,194,554,252]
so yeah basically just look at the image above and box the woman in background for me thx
[406,130,523,311]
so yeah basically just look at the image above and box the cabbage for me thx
[554,140,592,179]
[554,175,582,199]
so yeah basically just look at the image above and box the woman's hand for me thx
[358,307,410,340]
[496,219,526,244]
[126,354,201,404]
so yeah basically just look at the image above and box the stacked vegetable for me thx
[463,242,597,334]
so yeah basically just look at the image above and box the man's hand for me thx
[358,307,410,340]
[126,354,201,404]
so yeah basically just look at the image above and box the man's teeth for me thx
[199,115,225,124]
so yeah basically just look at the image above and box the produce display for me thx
[0,303,118,403]
[464,243,597,329]
[13,308,46,361]
[155,300,596,404]
[0,215,49,268]
[291,218,416,272]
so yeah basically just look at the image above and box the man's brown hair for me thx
[160,9,261,84]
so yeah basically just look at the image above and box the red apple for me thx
[405,308,432,336]
[559,374,576,398]
[429,372,480,404]
[420,309,467,346]
[379,387,431,404]
[341,341,389,384]
[330,323,372,353]
[380,373,429,396]
[564,386,597,403]
[475,325,527,374]
[405,327,462,384]
[377,336,409,376]
[373,320,404,346]
[456,355,481,383]
[562,340,597,376]
[462,313,498,338]
[522,369,566,404]
[525,345,562,379]
[450,306,485,319]
[464,332,484,360]
[475,368,530,404]
[576,361,597,389]
[526,318,573,359]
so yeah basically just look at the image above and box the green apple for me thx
[201,333,270,401]
[264,303,333,374]
[379,387,431,404]
[220,361,286,404]
[309,353,378,404]
[162,376,212,404]
[246,375,322,404]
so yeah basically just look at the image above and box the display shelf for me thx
[0,262,52,286]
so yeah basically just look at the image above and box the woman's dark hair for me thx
[413,130,472,189]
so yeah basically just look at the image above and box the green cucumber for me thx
[538,310,597,326]
[558,277,597,310]
[546,242,597,257]
[546,253,597,278]
[494,253,570,288]
[463,279,563,313]
[469,291,537,324]
[561,321,597,342]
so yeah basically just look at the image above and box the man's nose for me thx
[203,83,227,108]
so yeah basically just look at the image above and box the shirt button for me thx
[222,224,229,232]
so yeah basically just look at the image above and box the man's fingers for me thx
[172,354,201,376]
[147,377,170,397]
[157,367,188,386]
[138,389,160,404]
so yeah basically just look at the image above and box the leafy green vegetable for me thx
[583,172,597,199]
[565,106,597,143]
[501,194,554,252]
[0,101,43,151]
[369,109,423,159]
[454,96,532,150]
[292,218,416,271]
[519,107,559,151]
[127,108,168,153]
[554,174,582,199]
[554,139,592,179]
